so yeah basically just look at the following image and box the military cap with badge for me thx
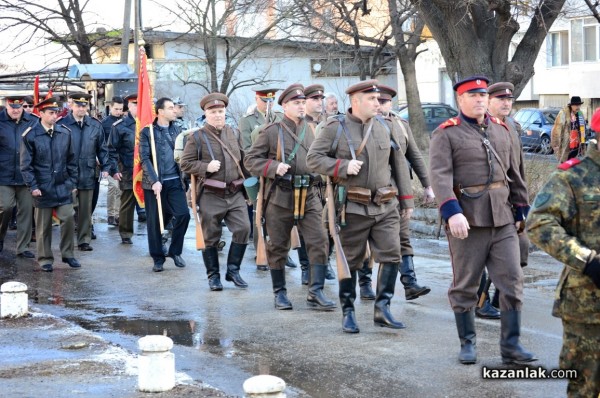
[278,84,306,105]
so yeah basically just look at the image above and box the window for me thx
[548,31,569,66]
[311,58,362,77]
[571,18,600,62]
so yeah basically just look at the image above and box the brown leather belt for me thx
[460,181,505,194]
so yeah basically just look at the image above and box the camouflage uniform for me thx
[527,146,600,398]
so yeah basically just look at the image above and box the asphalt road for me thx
[0,183,568,397]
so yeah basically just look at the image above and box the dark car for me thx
[396,102,458,134]
[512,108,559,155]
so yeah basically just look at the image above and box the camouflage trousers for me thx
[560,321,600,398]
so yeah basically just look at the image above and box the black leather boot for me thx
[357,259,375,300]
[454,311,477,364]
[500,310,537,365]
[225,242,248,288]
[202,247,223,291]
[325,263,336,280]
[491,288,500,309]
[297,241,310,285]
[374,263,405,329]
[400,255,430,300]
[339,271,359,333]
[270,269,292,310]
[307,264,336,311]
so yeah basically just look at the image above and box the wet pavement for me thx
[0,183,569,397]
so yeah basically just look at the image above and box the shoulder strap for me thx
[328,116,345,157]
[200,130,216,160]
[355,119,373,158]
[192,131,202,161]
[375,115,400,151]
[340,118,357,160]
[278,124,286,163]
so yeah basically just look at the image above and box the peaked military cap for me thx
[68,92,92,106]
[35,96,61,111]
[345,79,380,96]
[453,75,489,95]
[304,84,325,99]
[378,85,397,101]
[253,86,281,102]
[488,82,514,98]
[278,84,305,105]
[4,95,27,109]
[124,93,138,103]
[200,92,229,110]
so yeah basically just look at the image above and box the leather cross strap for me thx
[341,118,374,159]
[355,118,374,158]
[280,121,307,163]
[204,129,245,179]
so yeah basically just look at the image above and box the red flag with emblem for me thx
[133,46,156,208]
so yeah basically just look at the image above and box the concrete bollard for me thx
[243,375,286,398]
[1,282,28,318]
[137,335,175,392]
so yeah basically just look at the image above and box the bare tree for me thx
[584,0,600,22]
[409,0,566,97]
[0,0,123,66]
[156,0,298,96]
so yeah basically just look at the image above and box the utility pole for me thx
[134,0,140,73]
[120,0,132,65]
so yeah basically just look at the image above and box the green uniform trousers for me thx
[0,185,33,254]
[35,204,75,264]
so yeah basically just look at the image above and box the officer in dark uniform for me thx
[245,84,336,311]
[180,93,250,290]
[20,97,79,272]
[139,97,190,272]
[109,94,139,244]
[62,93,109,251]
[0,95,36,257]
[101,96,124,227]
[429,76,536,365]
[307,79,414,333]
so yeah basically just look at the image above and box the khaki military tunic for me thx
[180,124,250,247]
[527,147,600,398]
[429,114,529,312]
[306,110,414,269]
[244,116,328,269]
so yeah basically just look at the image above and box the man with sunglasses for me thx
[0,95,37,257]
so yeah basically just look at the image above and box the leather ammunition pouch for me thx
[229,178,245,194]
[373,186,397,206]
[347,186,372,206]
[203,178,227,194]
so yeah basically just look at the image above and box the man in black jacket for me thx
[140,97,190,272]
[20,97,79,272]
[0,96,37,257]
[61,93,109,251]
[100,96,124,227]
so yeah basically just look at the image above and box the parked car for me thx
[512,108,559,155]
[396,102,458,134]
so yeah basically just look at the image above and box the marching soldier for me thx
[109,93,138,244]
[245,83,336,311]
[101,96,124,227]
[20,97,80,272]
[306,79,415,333]
[304,84,326,124]
[527,109,600,398]
[180,93,250,291]
[0,95,37,258]
[428,76,536,365]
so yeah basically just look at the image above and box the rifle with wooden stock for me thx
[326,176,351,280]
[255,176,268,267]
[190,175,205,250]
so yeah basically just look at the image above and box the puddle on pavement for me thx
[65,316,237,356]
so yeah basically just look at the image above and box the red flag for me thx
[33,75,40,116]
[133,47,156,208]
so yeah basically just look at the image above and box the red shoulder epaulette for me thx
[489,116,509,131]
[439,117,460,129]
[558,158,581,170]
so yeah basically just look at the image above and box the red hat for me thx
[35,97,61,111]
[453,75,490,96]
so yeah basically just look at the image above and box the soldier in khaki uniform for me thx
[304,84,327,125]
[527,127,600,398]
[180,93,250,291]
[306,79,414,333]
[245,84,335,311]
[429,76,536,365]
[239,87,282,151]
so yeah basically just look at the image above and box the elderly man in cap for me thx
[429,76,536,365]
[355,84,432,302]
[62,92,109,252]
[180,92,250,291]
[109,93,140,244]
[0,95,37,257]
[21,97,79,271]
[245,83,336,311]
[324,93,342,117]
[474,82,530,320]
[551,96,586,162]
[139,97,190,272]
[307,79,414,333]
